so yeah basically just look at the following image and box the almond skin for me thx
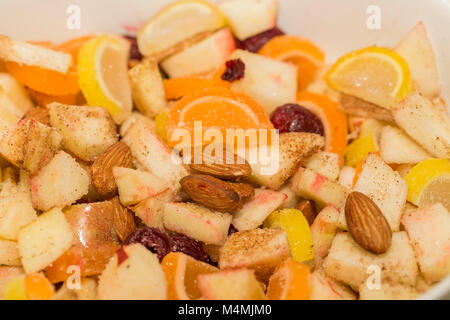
[111,196,136,242]
[296,199,317,225]
[22,107,51,126]
[189,149,251,180]
[90,142,133,197]
[345,191,392,254]
[180,174,242,212]
[229,182,255,202]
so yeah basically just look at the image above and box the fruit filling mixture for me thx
[0,0,449,300]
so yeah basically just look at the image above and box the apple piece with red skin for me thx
[402,203,450,283]
[98,243,167,300]
[310,269,356,300]
[291,167,349,210]
[310,205,340,269]
[45,201,120,283]
[113,166,169,206]
[219,0,279,40]
[160,28,236,78]
[131,189,174,229]
[198,268,266,300]
[163,202,232,245]
[232,188,287,231]
[121,116,188,192]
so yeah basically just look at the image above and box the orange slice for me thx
[164,76,230,101]
[297,92,348,161]
[161,252,218,300]
[6,36,93,96]
[167,87,274,149]
[24,273,55,300]
[28,88,82,107]
[266,258,311,300]
[259,35,325,91]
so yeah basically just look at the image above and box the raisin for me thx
[270,104,325,136]
[123,35,143,61]
[221,59,246,82]
[235,27,285,53]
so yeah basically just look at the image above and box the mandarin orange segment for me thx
[167,87,274,149]
[5,36,93,96]
[266,258,311,300]
[297,92,348,161]
[24,273,55,300]
[28,88,82,107]
[164,77,230,101]
[259,35,325,91]
[161,252,218,300]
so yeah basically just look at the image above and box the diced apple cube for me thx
[393,92,450,159]
[279,182,299,209]
[113,167,169,206]
[310,269,356,300]
[131,189,174,229]
[161,28,236,78]
[0,72,33,113]
[291,167,349,209]
[324,232,418,289]
[164,202,232,245]
[198,268,266,300]
[128,58,166,118]
[229,49,297,114]
[310,205,340,268]
[338,166,356,190]
[380,126,431,164]
[219,228,290,282]
[48,103,118,162]
[98,244,167,300]
[219,0,279,40]
[122,117,188,191]
[0,87,23,132]
[354,153,407,231]
[359,282,418,300]
[402,203,450,283]
[232,188,287,231]
[18,208,74,274]
[395,22,440,98]
[0,119,30,167]
[29,151,89,211]
[304,151,340,181]
[250,132,325,190]
[0,240,21,266]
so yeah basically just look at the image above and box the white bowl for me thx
[0,0,449,299]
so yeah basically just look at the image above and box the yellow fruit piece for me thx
[78,34,132,124]
[155,109,169,143]
[137,0,226,57]
[3,276,28,300]
[326,46,413,109]
[405,159,450,211]
[264,209,314,262]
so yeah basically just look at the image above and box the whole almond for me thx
[189,148,251,180]
[180,174,242,212]
[90,142,133,197]
[345,192,392,254]
[296,199,317,225]
[111,197,136,242]
[229,182,255,202]
[22,107,51,126]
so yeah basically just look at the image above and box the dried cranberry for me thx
[123,35,143,61]
[221,59,246,82]
[235,27,285,53]
[169,232,210,263]
[270,104,325,136]
[123,227,171,261]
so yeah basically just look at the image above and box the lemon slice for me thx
[264,209,314,262]
[405,158,450,211]
[137,0,226,58]
[326,46,412,109]
[155,109,169,143]
[78,35,132,124]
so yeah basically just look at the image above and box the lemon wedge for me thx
[78,35,132,124]
[3,276,27,300]
[155,109,169,143]
[326,46,412,109]
[405,158,450,211]
[264,209,314,262]
[137,0,226,58]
